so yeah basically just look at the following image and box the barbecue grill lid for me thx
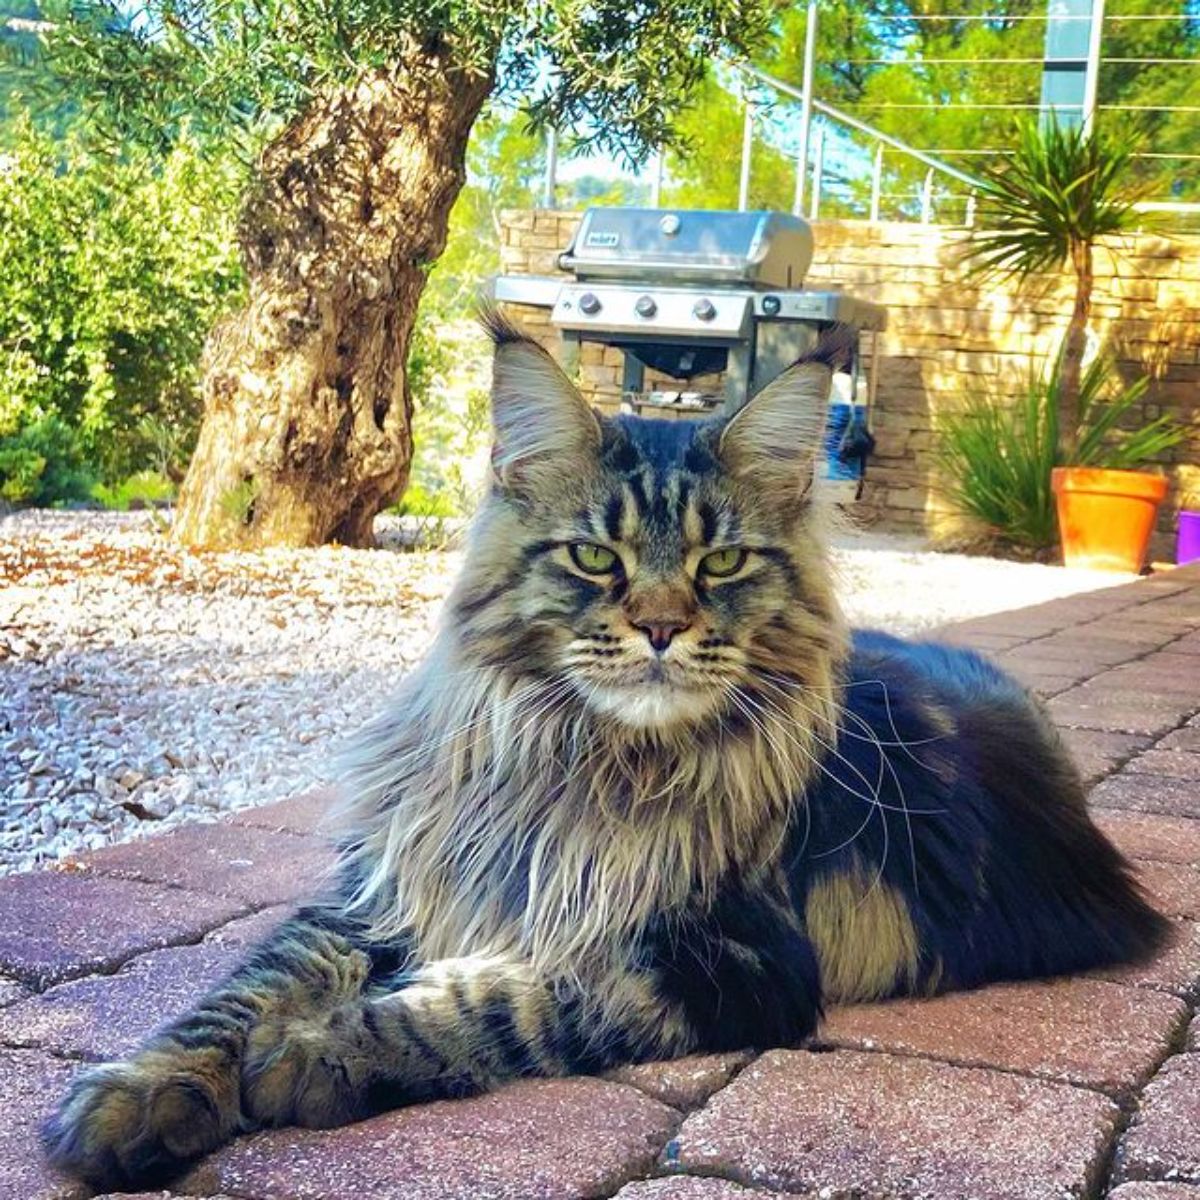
[559,208,814,289]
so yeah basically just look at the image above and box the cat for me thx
[45,315,1169,1191]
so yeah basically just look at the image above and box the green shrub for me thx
[91,470,176,510]
[0,120,245,498]
[937,345,1187,551]
[0,415,95,505]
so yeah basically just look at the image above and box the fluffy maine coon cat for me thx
[47,317,1169,1191]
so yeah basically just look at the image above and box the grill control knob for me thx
[659,214,681,236]
[635,294,658,319]
[693,298,717,322]
[578,292,602,316]
[761,294,782,317]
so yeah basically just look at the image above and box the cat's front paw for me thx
[42,1050,240,1190]
[243,1004,372,1129]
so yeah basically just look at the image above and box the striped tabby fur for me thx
[45,317,1170,1191]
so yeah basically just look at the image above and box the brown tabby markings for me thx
[45,318,1165,1195]
[44,319,848,1188]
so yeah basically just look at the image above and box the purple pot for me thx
[1179,510,1200,566]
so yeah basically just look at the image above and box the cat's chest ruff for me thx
[402,756,792,974]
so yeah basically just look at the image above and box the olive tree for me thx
[39,0,776,546]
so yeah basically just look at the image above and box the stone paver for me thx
[666,1048,1119,1199]
[1093,920,1200,999]
[1160,726,1200,752]
[0,871,243,989]
[1090,774,1200,821]
[1109,1186,1200,1200]
[615,1180,766,1199]
[1137,861,1200,921]
[203,903,293,951]
[1003,637,1145,669]
[0,907,295,1060]
[996,658,1093,697]
[1128,749,1200,780]
[818,977,1185,1096]
[1059,729,1151,787]
[0,974,29,1008]
[77,821,336,907]
[1116,1055,1200,1185]
[0,939,242,1060]
[0,1048,85,1200]
[607,1052,755,1110]
[935,628,1029,652]
[227,787,337,836]
[1048,690,1193,738]
[1093,811,1200,866]
[937,609,1073,641]
[179,1077,678,1200]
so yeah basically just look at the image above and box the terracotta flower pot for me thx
[1051,466,1168,573]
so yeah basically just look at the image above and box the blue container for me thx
[823,403,869,482]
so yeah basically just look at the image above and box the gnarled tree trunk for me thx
[173,50,493,548]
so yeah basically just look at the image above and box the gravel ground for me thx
[1,510,1123,874]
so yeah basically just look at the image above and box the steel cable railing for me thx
[532,3,1200,228]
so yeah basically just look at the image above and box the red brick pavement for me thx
[2,564,1198,1199]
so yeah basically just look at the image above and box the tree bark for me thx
[173,50,493,548]
[1058,238,1094,461]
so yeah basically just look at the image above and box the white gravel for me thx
[1,510,1123,874]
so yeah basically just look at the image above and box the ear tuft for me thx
[477,302,531,349]
[718,358,835,500]
[793,322,857,374]
[480,306,600,490]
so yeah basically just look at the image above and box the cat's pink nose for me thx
[633,618,691,653]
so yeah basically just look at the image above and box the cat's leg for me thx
[241,884,826,1129]
[241,953,695,1127]
[43,900,403,1191]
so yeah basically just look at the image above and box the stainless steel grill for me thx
[492,206,886,416]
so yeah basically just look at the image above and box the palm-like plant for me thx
[937,346,1187,551]
[964,117,1151,457]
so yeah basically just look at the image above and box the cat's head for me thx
[446,312,848,733]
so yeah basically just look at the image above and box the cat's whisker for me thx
[733,684,890,896]
[754,671,948,758]
[753,670,947,900]
[750,680,921,899]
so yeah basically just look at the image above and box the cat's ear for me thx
[718,327,852,499]
[480,308,600,491]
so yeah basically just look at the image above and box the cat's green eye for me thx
[570,542,619,574]
[699,548,748,578]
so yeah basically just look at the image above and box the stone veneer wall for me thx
[498,209,1200,560]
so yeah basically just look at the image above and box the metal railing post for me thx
[738,96,755,211]
[869,143,884,221]
[965,190,977,227]
[809,122,825,221]
[793,0,819,216]
[1082,0,1107,135]
[542,127,559,209]
[920,168,934,224]
[740,65,984,192]
[650,151,665,208]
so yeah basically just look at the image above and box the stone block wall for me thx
[498,210,1200,559]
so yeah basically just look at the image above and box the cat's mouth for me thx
[572,664,727,728]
